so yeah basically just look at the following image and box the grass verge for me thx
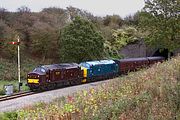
[0,57,53,95]
[0,80,29,95]
[0,57,41,81]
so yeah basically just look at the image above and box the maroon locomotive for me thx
[27,63,83,90]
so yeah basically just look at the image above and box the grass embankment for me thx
[0,58,53,95]
[0,80,29,95]
[1,56,180,120]
[0,58,37,81]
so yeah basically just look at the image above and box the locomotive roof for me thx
[118,57,149,62]
[41,63,79,70]
[147,56,165,60]
[80,60,115,66]
[115,56,164,62]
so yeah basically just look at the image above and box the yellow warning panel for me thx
[83,68,87,78]
[28,79,39,83]
[81,67,87,83]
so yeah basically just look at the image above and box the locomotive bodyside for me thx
[114,58,149,74]
[79,60,119,81]
[27,63,83,90]
[147,57,165,65]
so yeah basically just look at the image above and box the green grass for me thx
[0,57,39,81]
[1,56,180,120]
[0,57,54,81]
[0,57,37,95]
[0,112,18,120]
[0,80,29,95]
[0,57,54,95]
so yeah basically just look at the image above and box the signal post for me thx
[17,36,21,92]
[9,36,22,92]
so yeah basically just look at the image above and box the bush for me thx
[0,112,18,120]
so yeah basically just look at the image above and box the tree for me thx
[112,26,141,49]
[40,8,68,29]
[0,8,8,20]
[139,0,180,52]
[103,15,124,29]
[59,17,104,62]
[124,11,141,26]
[13,12,36,50]
[17,6,31,13]
[30,21,59,60]
[66,6,95,22]
[0,20,19,59]
[104,26,142,58]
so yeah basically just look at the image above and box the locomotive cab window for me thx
[33,67,46,73]
[80,63,90,68]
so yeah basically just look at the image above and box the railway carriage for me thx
[147,57,165,65]
[114,58,149,74]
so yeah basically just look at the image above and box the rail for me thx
[0,91,36,102]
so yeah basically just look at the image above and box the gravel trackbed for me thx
[0,79,113,112]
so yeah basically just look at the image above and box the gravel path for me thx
[0,79,113,113]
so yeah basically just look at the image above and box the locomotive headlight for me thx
[28,75,29,77]
[38,75,39,78]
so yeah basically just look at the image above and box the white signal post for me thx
[17,36,21,92]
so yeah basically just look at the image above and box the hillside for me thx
[0,58,55,94]
[1,7,136,62]
[1,56,179,119]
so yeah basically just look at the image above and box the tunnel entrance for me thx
[153,49,173,59]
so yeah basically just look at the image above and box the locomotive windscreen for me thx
[33,67,46,73]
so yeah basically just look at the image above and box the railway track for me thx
[0,91,36,102]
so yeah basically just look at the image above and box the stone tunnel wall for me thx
[119,40,180,58]
[119,40,147,58]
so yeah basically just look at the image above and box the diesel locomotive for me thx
[27,56,164,90]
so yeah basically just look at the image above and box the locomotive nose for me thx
[27,73,41,84]
[27,67,47,84]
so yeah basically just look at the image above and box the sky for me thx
[0,0,145,18]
